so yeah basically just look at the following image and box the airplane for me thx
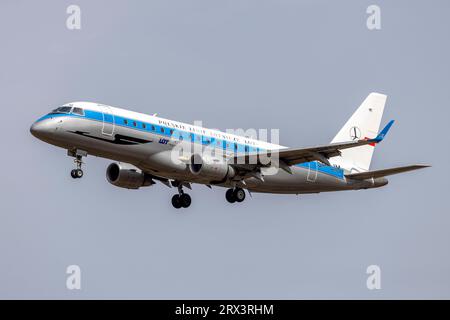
[30,92,429,209]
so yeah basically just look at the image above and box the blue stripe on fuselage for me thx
[295,162,344,179]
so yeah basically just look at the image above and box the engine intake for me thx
[189,154,235,182]
[106,162,154,189]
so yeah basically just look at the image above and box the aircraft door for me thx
[307,161,318,182]
[100,105,115,136]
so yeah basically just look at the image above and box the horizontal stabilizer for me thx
[345,164,430,180]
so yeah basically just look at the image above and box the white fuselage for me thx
[30,102,385,194]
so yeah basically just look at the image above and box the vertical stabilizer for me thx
[330,93,387,172]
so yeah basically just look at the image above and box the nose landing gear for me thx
[68,149,87,179]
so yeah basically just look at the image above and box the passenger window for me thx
[151,125,155,131]
[123,119,128,125]
[72,107,84,116]
[170,129,174,135]
[161,127,165,133]
[142,123,146,129]
[133,121,137,127]
[179,135,184,141]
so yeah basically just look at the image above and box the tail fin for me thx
[330,92,387,173]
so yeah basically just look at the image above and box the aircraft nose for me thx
[30,121,42,137]
[30,120,54,140]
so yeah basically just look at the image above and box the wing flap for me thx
[274,140,374,166]
[232,136,379,167]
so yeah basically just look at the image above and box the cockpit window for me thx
[72,107,84,116]
[52,106,72,113]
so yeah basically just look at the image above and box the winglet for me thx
[369,120,395,143]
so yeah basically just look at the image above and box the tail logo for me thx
[349,126,361,140]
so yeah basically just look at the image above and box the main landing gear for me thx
[71,167,83,179]
[69,149,86,179]
[225,187,246,203]
[171,185,192,209]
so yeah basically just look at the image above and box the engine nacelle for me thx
[189,154,235,182]
[106,162,154,189]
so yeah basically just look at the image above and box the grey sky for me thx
[0,0,449,299]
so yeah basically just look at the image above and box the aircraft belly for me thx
[243,166,349,194]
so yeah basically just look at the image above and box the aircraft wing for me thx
[345,164,430,180]
[232,120,395,167]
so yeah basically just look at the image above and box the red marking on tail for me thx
[364,137,376,147]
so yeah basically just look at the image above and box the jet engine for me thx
[106,162,154,189]
[189,154,235,181]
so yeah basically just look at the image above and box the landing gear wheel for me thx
[226,189,236,203]
[171,195,182,209]
[234,188,246,202]
[75,169,83,178]
[180,193,192,208]
[71,169,83,178]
